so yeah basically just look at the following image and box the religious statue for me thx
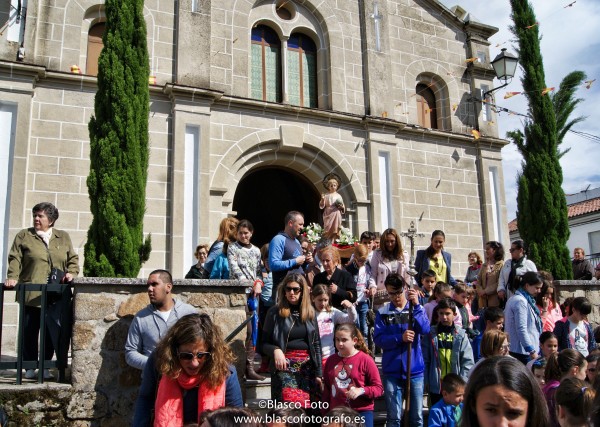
[319,173,345,240]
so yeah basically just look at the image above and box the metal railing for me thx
[0,283,72,384]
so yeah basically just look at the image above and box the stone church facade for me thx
[0,0,509,279]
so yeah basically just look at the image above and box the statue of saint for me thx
[319,173,345,240]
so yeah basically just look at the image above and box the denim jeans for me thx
[383,375,424,427]
[356,300,369,341]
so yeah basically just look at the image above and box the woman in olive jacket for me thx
[262,273,322,407]
[5,202,79,378]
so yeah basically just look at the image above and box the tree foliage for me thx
[85,0,151,277]
[507,0,572,279]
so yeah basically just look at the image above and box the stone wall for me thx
[0,278,248,426]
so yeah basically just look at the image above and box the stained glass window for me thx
[287,33,317,108]
[251,25,282,102]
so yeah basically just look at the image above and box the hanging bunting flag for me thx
[585,79,596,89]
[525,22,539,29]
[541,87,555,96]
[504,92,522,99]
[425,108,432,114]
[564,1,576,7]
[471,129,481,139]
[452,104,458,112]
[465,57,478,63]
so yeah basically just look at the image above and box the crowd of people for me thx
[5,203,600,427]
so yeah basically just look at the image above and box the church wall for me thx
[1,70,176,279]
[0,0,510,282]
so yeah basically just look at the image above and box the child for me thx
[531,358,546,387]
[418,269,436,306]
[553,296,597,356]
[374,273,430,427]
[471,307,504,362]
[227,219,265,381]
[423,298,474,406]
[312,284,358,364]
[424,282,452,323]
[464,287,479,325]
[526,331,558,371]
[323,323,383,427]
[427,373,465,427]
[543,349,588,427]
[451,284,469,331]
[555,377,596,427]
[344,244,374,342]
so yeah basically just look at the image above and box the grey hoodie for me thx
[125,299,197,370]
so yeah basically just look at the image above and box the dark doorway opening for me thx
[233,167,321,247]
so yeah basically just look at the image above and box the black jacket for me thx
[262,305,323,377]
[313,267,356,309]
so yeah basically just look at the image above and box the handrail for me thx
[0,283,72,384]
[224,315,253,343]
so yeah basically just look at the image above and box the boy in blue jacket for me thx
[423,298,474,407]
[374,273,430,427]
[428,374,465,427]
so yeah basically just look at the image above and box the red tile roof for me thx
[508,196,600,232]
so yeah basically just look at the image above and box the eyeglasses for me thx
[509,248,521,253]
[501,344,510,351]
[588,368,597,372]
[285,286,302,294]
[387,290,404,297]
[178,351,211,361]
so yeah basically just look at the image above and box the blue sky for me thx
[439,0,600,219]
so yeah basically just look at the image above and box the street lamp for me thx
[483,48,519,98]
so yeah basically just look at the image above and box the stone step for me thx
[244,377,271,400]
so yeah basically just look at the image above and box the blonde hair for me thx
[353,244,369,260]
[320,246,341,265]
[480,329,509,358]
[216,217,239,242]
[276,274,315,322]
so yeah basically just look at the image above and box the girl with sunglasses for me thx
[132,313,242,427]
[262,273,323,410]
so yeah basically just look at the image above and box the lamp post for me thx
[483,48,519,98]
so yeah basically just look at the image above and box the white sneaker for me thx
[43,369,54,380]
[24,369,36,379]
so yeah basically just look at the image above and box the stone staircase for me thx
[244,355,429,426]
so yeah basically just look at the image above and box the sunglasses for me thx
[588,368,597,372]
[178,351,211,361]
[285,286,302,294]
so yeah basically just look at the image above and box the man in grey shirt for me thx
[125,269,197,370]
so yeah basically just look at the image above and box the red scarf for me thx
[154,372,226,426]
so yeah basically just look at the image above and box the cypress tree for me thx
[507,0,572,279]
[85,0,151,277]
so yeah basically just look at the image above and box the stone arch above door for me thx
[210,125,366,208]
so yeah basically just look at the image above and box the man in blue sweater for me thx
[374,273,430,427]
[268,211,312,294]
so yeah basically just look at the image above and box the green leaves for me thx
[84,0,151,277]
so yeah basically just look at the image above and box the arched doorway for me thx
[233,167,321,247]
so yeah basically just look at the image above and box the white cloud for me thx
[440,0,600,219]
